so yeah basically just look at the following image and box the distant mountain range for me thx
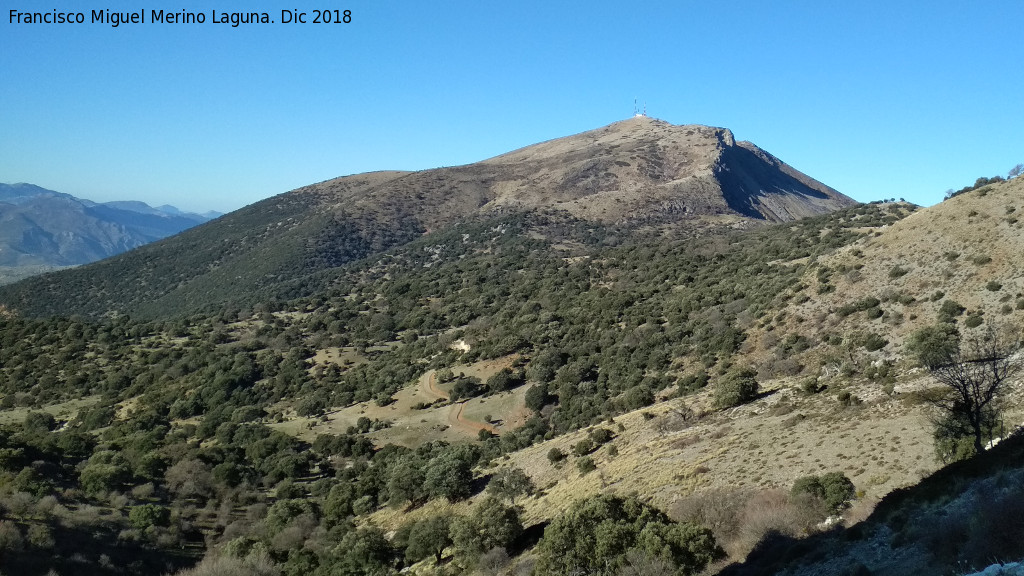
[0,183,220,284]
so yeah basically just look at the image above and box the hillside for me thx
[0,183,218,284]
[2,128,1023,575]
[0,118,854,319]
[740,174,1024,381]
[0,200,937,576]
[0,181,1022,575]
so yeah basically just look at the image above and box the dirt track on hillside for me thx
[450,402,499,435]
[418,369,499,436]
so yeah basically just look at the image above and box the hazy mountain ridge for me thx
[0,183,220,274]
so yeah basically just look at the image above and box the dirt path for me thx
[419,369,499,436]
[450,402,499,436]
[419,370,448,400]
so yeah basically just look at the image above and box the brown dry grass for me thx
[754,177,1024,378]
[271,357,527,446]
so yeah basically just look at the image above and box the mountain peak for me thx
[468,118,850,223]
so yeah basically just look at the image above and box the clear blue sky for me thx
[2,1,1022,213]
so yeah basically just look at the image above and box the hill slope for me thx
[0,118,854,318]
[1,177,1023,576]
[741,174,1024,379]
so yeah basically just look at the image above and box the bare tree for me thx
[1009,163,1023,179]
[928,325,1022,454]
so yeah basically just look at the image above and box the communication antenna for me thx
[634,98,647,118]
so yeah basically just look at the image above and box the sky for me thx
[1,1,1022,213]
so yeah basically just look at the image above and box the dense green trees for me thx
[424,451,475,502]
[451,497,524,565]
[486,467,535,504]
[402,514,453,565]
[535,494,723,575]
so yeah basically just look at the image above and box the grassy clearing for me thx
[272,356,528,447]
[0,394,101,426]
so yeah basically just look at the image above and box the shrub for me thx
[26,523,54,549]
[524,383,552,412]
[986,281,1003,292]
[938,299,966,322]
[791,472,856,513]
[546,447,565,464]
[576,456,596,475]
[478,547,511,575]
[888,266,909,279]
[0,520,24,552]
[713,366,759,409]
[589,428,614,445]
[973,255,993,265]
[932,411,991,463]
[906,324,959,368]
[572,438,594,456]
[677,372,710,395]
[23,411,57,433]
[734,489,826,556]
[486,368,524,393]
[800,378,822,395]
[837,391,861,407]
[964,314,984,328]
[450,377,483,400]
[129,504,171,530]
[669,487,753,553]
[486,468,534,504]
[862,333,887,352]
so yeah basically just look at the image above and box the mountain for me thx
[0,183,219,284]
[0,117,854,318]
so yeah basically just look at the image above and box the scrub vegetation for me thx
[0,165,1023,575]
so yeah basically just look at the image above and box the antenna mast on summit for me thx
[634,98,646,118]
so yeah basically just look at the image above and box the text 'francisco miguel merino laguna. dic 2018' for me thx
[8,9,352,27]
